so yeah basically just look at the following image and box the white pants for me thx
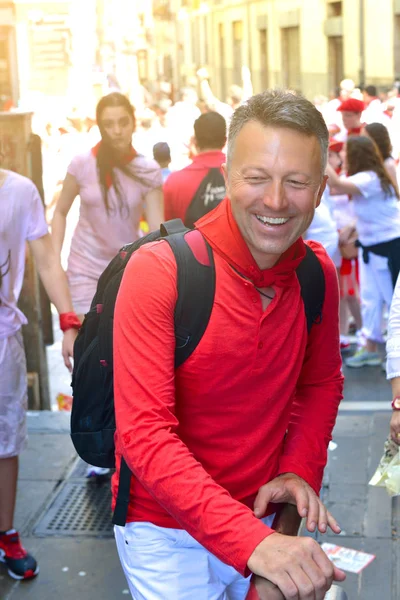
[359,251,393,343]
[115,515,274,600]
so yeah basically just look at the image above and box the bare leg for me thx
[339,298,350,336]
[347,295,362,331]
[366,339,378,353]
[0,456,18,531]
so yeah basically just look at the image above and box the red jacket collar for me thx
[195,198,306,288]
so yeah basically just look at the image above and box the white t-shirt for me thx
[0,170,48,339]
[305,191,340,265]
[346,170,400,246]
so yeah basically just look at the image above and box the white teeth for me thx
[256,215,289,225]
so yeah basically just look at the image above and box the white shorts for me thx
[115,515,274,600]
[0,331,28,458]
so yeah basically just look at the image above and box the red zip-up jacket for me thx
[112,200,343,576]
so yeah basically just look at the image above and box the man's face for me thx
[223,123,326,269]
[341,111,361,131]
[99,106,135,153]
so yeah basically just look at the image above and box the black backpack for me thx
[70,219,325,526]
[184,167,226,228]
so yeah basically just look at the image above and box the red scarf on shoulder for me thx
[91,142,137,189]
[195,198,306,288]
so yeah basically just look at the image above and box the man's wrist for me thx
[392,397,400,411]
[59,312,81,333]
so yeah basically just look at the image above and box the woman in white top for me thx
[386,273,400,444]
[326,135,400,368]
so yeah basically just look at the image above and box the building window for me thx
[281,26,301,92]
[259,28,268,91]
[232,21,243,85]
[219,22,226,99]
[327,1,342,18]
[328,36,343,95]
[395,16,400,80]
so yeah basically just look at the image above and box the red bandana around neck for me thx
[347,126,363,136]
[195,198,306,289]
[91,142,137,189]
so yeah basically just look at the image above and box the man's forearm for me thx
[51,212,67,257]
[37,260,74,314]
[391,376,400,398]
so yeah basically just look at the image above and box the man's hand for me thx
[254,473,341,535]
[390,410,400,445]
[250,576,285,599]
[62,328,78,372]
[247,533,346,600]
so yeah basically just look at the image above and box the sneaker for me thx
[86,465,110,482]
[345,347,382,368]
[340,335,351,353]
[0,530,39,580]
[340,340,351,352]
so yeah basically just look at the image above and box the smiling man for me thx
[112,90,345,600]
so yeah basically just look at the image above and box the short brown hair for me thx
[227,89,329,175]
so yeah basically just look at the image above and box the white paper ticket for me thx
[321,543,376,574]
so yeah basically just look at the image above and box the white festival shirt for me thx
[345,170,400,246]
[0,170,48,342]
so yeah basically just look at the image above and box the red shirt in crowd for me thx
[163,150,226,221]
[112,198,343,576]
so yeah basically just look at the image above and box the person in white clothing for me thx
[327,140,362,351]
[386,273,400,444]
[304,189,340,266]
[0,169,79,580]
[326,135,400,368]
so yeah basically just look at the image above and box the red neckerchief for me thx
[347,126,364,136]
[91,142,137,189]
[195,198,306,288]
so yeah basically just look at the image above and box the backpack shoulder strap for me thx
[296,244,325,334]
[166,229,215,368]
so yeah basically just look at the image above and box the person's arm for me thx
[142,187,163,233]
[197,67,219,111]
[241,66,253,102]
[325,163,362,196]
[387,275,400,444]
[51,172,79,256]
[29,233,78,370]
[384,159,399,194]
[114,243,275,576]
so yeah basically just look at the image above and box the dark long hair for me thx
[364,122,392,161]
[95,92,155,214]
[346,135,399,199]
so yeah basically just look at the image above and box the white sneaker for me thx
[86,465,110,478]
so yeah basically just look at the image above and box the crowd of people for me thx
[1,71,400,600]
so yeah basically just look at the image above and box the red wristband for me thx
[59,312,81,333]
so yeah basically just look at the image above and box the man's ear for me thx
[316,175,328,208]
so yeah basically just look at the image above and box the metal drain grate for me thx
[34,481,113,537]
